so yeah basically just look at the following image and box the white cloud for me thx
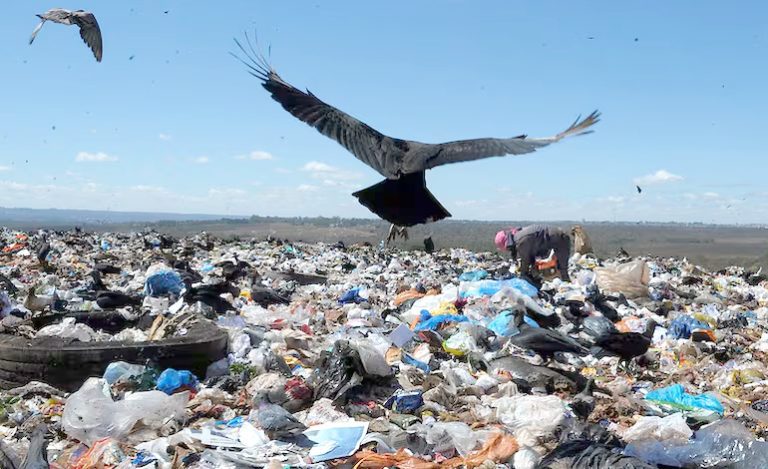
[634,169,683,186]
[0,166,10,172]
[193,156,210,164]
[236,151,274,161]
[158,133,172,141]
[302,161,335,172]
[131,185,167,193]
[301,160,362,181]
[297,184,320,192]
[703,192,720,198]
[208,188,247,197]
[76,151,118,163]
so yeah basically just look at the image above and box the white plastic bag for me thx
[62,378,189,446]
[622,413,692,444]
[594,260,650,299]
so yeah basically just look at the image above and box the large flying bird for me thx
[234,35,599,227]
[29,9,103,62]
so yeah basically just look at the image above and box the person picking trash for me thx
[495,224,572,284]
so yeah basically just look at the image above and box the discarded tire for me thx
[0,322,228,392]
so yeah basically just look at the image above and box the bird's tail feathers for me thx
[29,19,46,45]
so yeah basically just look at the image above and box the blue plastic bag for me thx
[144,270,184,297]
[460,278,538,299]
[668,315,710,340]
[459,270,488,282]
[384,390,424,414]
[413,311,469,331]
[402,353,430,373]
[487,310,540,337]
[338,287,365,304]
[645,384,724,414]
[156,368,199,395]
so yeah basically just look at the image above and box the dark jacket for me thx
[511,225,571,281]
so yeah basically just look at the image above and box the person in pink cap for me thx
[494,225,571,284]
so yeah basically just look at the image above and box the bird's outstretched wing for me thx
[420,111,600,170]
[73,12,102,62]
[232,33,402,178]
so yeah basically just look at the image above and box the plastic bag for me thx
[460,278,537,298]
[668,315,711,340]
[594,260,650,298]
[103,362,147,385]
[622,413,693,444]
[414,311,470,332]
[36,317,102,342]
[458,270,488,282]
[62,378,189,446]
[144,268,184,297]
[426,422,483,457]
[625,419,768,468]
[645,384,724,414]
[156,368,199,395]
[492,395,565,438]
[351,340,393,377]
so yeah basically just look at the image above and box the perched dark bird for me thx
[216,259,251,282]
[183,285,235,313]
[423,236,435,254]
[253,391,307,440]
[636,185,642,194]
[569,379,596,421]
[94,263,121,275]
[251,286,290,308]
[0,274,19,295]
[36,241,51,264]
[96,290,141,309]
[29,9,103,62]
[617,246,630,258]
[90,270,107,291]
[234,35,600,227]
[508,311,589,361]
[591,320,657,371]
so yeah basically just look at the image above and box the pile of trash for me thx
[2,226,768,468]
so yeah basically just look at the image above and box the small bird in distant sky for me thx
[29,9,103,62]
[636,185,642,194]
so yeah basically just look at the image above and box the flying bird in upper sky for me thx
[636,185,642,194]
[29,9,103,62]
[234,34,599,226]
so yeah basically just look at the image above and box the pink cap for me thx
[494,230,507,251]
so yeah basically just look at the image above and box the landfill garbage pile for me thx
[3,227,768,467]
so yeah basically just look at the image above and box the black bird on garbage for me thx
[508,310,589,361]
[251,286,290,308]
[94,262,121,275]
[0,274,19,295]
[183,283,236,313]
[591,320,657,371]
[96,290,142,309]
[233,34,600,230]
[253,391,308,440]
[569,379,596,421]
[36,240,51,265]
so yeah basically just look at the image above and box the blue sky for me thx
[1,1,767,223]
